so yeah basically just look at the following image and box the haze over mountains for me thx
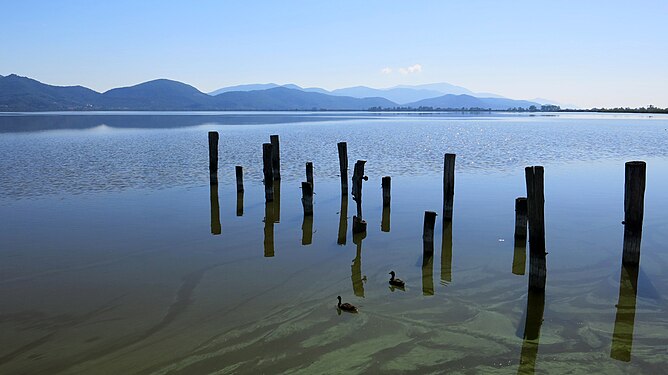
[0,74,559,112]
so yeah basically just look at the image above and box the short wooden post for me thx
[235,165,244,193]
[208,131,219,185]
[262,143,274,202]
[301,181,313,216]
[270,134,280,180]
[210,183,221,235]
[337,142,348,195]
[515,197,528,240]
[306,162,314,189]
[443,153,456,221]
[525,166,546,291]
[382,176,391,207]
[352,216,367,234]
[622,161,646,265]
[423,211,437,254]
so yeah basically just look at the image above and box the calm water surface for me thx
[0,112,667,374]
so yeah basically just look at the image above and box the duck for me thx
[337,296,358,313]
[389,271,405,287]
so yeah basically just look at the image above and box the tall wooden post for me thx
[306,162,314,189]
[338,142,348,195]
[235,165,244,193]
[270,134,280,180]
[515,197,528,240]
[208,131,219,185]
[262,143,274,202]
[443,153,456,221]
[525,166,546,291]
[622,161,646,265]
[382,176,391,207]
[337,195,348,245]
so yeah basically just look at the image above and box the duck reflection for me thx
[611,227,642,362]
[337,195,348,245]
[381,206,390,232]
[422,254,434,296]
[351,232,367,297]
[517,289,546,374]
[236,192,244,217]
[209,183,221,235]
[302,214,313,245]
[440,220,452,284]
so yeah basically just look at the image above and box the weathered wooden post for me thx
[262,143,274,202]
[443,153,456,221]
[270,134,280,180]
[235,165,244,193]
[382,176,391,207]
[208,131,219,185]
[306,162,314,189]
[210,183,221,235]
[301,181,314,216]
[423,211,437,254]
[525,166,546,291]
[622,161,646,265]
[337,196,348,245]
[352,160,367,234]
[337,142,348,195]
[515,197,528,240]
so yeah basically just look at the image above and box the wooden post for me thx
[262,143,274,202]
[235,165,244,193]
[337,142,348,195]
[515,197,528,240]
[443,153,456,221]
[622,161,645,265]
[352,160,367,234]
[382,176,391,207]
[301,181,313,216]
[306,162,314,189]
[209,183,221,235]
[270,134,280,180]
[423,211,437,254]
[525,166,546,291]
[208,131,219,185]
[337,196,348,245]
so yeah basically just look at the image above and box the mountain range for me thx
[0,74,555,112]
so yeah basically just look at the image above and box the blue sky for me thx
[1,0,667,108]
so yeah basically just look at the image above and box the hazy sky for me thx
[1,0,667,108]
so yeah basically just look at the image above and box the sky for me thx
[1,0,667,108]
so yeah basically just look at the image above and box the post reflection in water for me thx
[210,183,221,235]
[337,196,348,245]
[302,214,313,245]
[381,206,390,232]
[351,232,366,297]
[263,183,280,257]
[440,220,452,284]
[611,228,642,362]
[236,192,244,217]
[422,254,434,296]
[517,289,546,375]
[512,235,527,275]
[273,182,281,223]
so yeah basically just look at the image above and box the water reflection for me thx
[209,183,221,235]
[381,206,390,232]
[302,214,313,245]
[263,199,275,257]
[351,232,367,297]
[273,182,281,223]
[422,254,434,296]
[517,290,546,374]
[337,196,348,245]
[236,192,244,217]
[512,237,527,275]
[440,220,452,284]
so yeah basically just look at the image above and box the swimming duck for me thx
[389,271,405,287]
[337,296,358,313]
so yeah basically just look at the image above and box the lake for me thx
[1,112,667,374]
